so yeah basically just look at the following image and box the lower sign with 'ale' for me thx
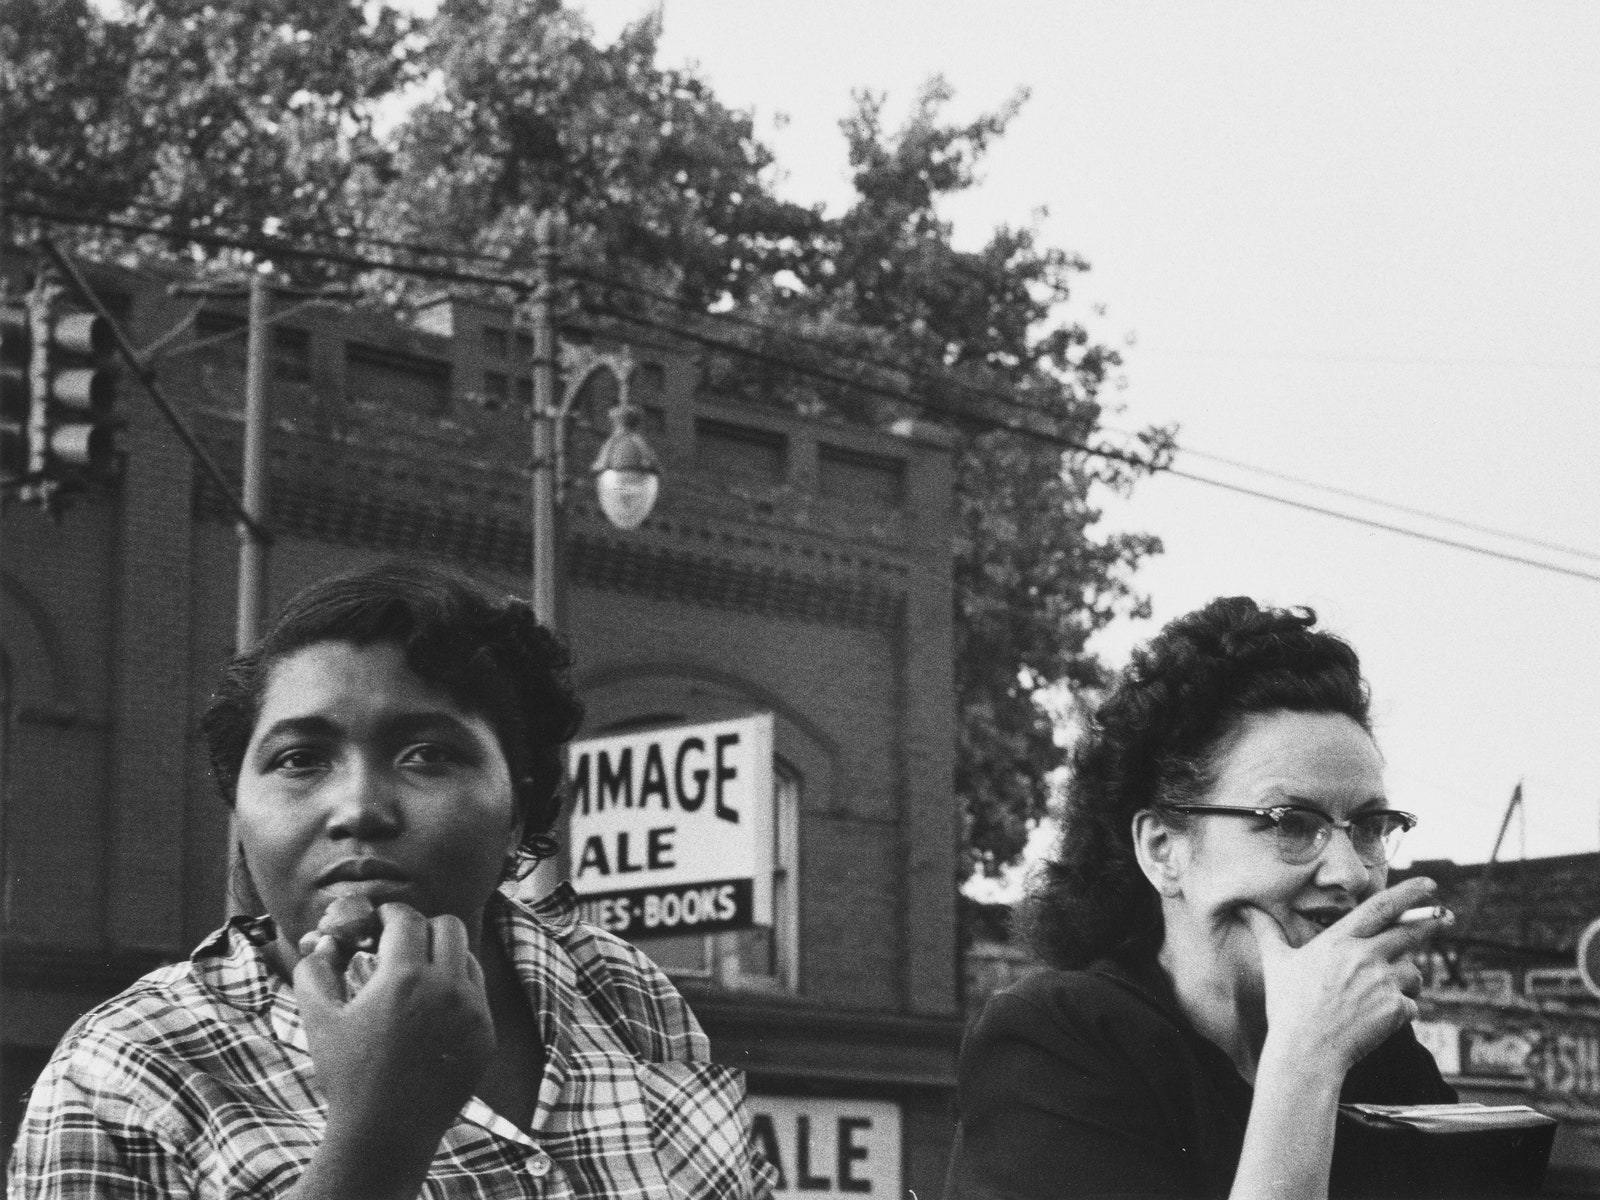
[749,1096,902,1197]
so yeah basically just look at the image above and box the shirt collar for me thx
[191,913,282,1015]
[521,879,581,933]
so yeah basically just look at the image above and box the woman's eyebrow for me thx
[1280,793,1391,812]
[382,711,481,740]
[253,715,340,745]
[247,715,340,768]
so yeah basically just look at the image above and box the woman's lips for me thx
[316,857,408,886]
[315,860,412,903]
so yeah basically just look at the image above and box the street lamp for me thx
[591,393,660,530]
[528,214,661,629]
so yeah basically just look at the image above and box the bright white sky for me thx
[567,1,1600,879]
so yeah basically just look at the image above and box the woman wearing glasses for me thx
[945,597,1455,1200]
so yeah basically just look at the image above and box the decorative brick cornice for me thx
[192,465,905,631]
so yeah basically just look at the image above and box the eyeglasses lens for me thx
[1273,811,1407,866]
[1362,814,1408,865]
[1273,810,1331,863]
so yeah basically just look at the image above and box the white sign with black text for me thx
[749,1096,902,1197]
[568,714,774,938]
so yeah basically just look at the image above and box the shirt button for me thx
[529,1151,553,1177]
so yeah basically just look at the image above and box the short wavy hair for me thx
[1020,596,1371,969]
[202,560,585,875]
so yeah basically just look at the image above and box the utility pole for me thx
[168,274,274,651]
[529,212,561,631]
[237,274,270,649]
[168,271,353,649]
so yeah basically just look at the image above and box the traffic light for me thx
[24,281,119,502]
[1,290,31,487]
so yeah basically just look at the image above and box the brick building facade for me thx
[0,255,965,1194]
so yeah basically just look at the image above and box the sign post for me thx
[568,714,774,939]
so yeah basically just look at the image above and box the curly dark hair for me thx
[202,560,585,877]
[1020,596,1371,969]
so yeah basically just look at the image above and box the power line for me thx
[5,198,1143,461]
[3,201,528,292]
[1132,344,1600,374]
[9,199,1600,587]
[583,294,1147,466]
[1167,468,1600,585]
[562,261,1112,417]
[1101,430,1600,565]
[14,183,531,274]
[21,185,1116,429]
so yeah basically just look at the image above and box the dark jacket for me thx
[946,956,1455,1200]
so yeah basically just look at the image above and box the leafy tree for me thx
[3,0,409,275]
[4,1,1166,876]
[2,0,145,217]
[372,0,820,306]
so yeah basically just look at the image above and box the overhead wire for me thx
[1131,343,1600,375]
[1167,468,1600,585]
[22,184,1113,429]
[3,201,527,292]
[7,197,1597,586]
[5,197,1140,461]
[1100,427,1600,565]
[13,183,530,273]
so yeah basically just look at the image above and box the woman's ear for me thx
[1132,809,1185,898]
[504,787,529,859]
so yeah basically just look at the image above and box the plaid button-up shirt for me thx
[8,885,775,1200]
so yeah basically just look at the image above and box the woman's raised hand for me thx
[1239,876,1442,1076]
[293,903,495,1197]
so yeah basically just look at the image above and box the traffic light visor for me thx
[50,311,112,357]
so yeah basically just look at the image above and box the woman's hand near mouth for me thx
[289,902,494,1200]
[1241,876,1442,1078]
[1225,878,1447,1200]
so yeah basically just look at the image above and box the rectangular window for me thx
[483,326,509,359]
[694,419,786,482]
[345,343,451,415]
[819,444,906,508]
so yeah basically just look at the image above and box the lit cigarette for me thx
[1397,905,1452,926]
